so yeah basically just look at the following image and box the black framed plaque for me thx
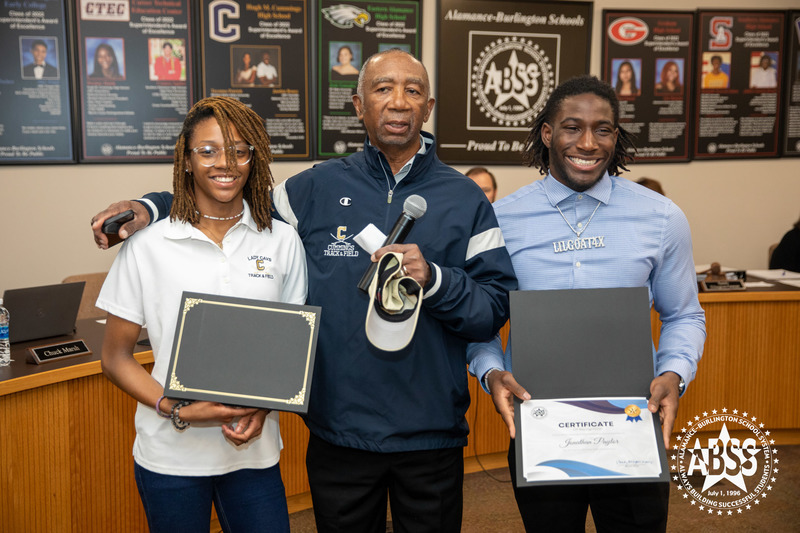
[74,0,195,162]
[510,288,670,487]
[200,0,312,160]
[602,11,695,162]
[781,11,800,156]
[0,0,75,163]
[316,0,421,158]
[165,292,320,414]
[435,0,592,165]
[693,10,786,159]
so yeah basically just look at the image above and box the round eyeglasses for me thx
[190,144,254,167]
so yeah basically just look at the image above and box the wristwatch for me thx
[677,375,686,396]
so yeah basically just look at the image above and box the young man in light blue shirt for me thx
[468,75,706,532]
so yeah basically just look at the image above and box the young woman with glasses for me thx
[96,96,307,532]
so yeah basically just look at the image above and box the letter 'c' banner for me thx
[200,0,312,160]
[435,0,592,165]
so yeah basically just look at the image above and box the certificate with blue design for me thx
[510,288,671,486]
[520,398,662,483]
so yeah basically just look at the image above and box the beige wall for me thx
[1,0,798,291]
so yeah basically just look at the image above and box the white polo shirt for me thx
[97,202,307,476]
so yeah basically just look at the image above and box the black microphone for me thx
[357,194,427,293]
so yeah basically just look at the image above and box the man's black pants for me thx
[509,440,669,532]
[306,433,464,533]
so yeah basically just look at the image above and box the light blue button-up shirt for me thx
[468,172,706,392]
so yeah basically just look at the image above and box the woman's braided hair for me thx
[172,96,274,231]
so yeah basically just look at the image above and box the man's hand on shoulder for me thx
[91,200,151,250]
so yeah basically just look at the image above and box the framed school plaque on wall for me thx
[74,0,195,162]
[435,0,591,165]
[693,10,786,159]
[200,0,312,160]
[602,11,695,162]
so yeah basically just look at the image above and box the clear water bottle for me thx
[0,298,10,366]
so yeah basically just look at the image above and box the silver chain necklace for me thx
[555,199,601,238]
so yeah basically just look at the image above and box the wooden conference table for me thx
[1,283,799,531]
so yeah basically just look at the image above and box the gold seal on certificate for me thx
[624,404,642,422]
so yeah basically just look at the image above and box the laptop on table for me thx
[2,282,85,343]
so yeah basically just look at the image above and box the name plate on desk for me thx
[700,279,746,292]
[28,340,91,364]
